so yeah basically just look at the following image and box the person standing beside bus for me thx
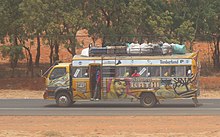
[93,68,101,100]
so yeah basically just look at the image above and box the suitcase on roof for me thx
[107,46,127,54]
[89,47,107,56]
[161,43,172,55]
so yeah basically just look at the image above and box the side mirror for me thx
[40,70,43,77]
[41,70,46,78]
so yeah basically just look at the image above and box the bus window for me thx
[125,67,131,77]
[82,68,89,77]
[162,66,175,77]
[130,67,141,77]
[49,68,66,80]
[72,67,89,78]
[138,67,148,77]
[116,67,126,77]
[148,67,160,77]
[176,66,185,77]
[171,67,176,76]
[186,66,192,76]
[116,67,133,77]
[102,66,115,77]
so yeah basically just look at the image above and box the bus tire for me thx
[56,92,72,107]
[140,93,157,108]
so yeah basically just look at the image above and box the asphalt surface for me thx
[0,99,220,116]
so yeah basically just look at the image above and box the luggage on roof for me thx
[172,44,186,54]
[103,42,127,47]
[161,43,172,55]
[88,42,186,56]
[127,43,153,55]
[149,44,162,55]
[89,47,107,56]
[107,46,127,54]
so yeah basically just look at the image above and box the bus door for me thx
[89,64,102,100]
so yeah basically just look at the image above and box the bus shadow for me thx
[44,102,202,108]
[155,103,203,108]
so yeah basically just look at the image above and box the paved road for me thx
[0,99,220,116]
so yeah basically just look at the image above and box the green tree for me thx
[175,20,195,45]
[0,45,25,77]
[20,0,88,66]
[0,0,23,44]
[201,0,220,68]
[62,0,89,56]
[87,0,136,45]
[0,0,27,77]
[169,0,212,50]
[19,0,48,67]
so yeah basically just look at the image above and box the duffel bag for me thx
[172,44,186,54]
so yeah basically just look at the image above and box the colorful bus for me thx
[43,52,200,107]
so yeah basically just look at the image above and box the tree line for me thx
[0,0,219,77]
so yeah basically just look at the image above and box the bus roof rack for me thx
[88,43,186,57]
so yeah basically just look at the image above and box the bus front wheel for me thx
[140,93,157,108]
[56,92,72,107]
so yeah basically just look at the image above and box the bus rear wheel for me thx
[56,92,72,107]
[140,93,157,107]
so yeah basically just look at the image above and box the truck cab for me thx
[43,63,73,106]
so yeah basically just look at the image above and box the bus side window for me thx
[170,67,176,77]
[161,67,170,77]
[117,67,126,77]
[161,66,176,77]
[82,67,89,77]
[125,67,131,77]
[72,68,81,78]
[138,67,148,77]
[186,66,192,76]
[102,66,115,77]
[176,66,185,77]
[72,67,89,78]
[148,67,160,77]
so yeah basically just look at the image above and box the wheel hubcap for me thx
[144,97,152,104]
[59,96,68,105]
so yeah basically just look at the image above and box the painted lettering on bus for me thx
[130,78,160,89]
[160,60,178,64]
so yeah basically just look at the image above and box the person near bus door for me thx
[92,68,101,101]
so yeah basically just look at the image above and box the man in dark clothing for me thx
[93,69,101,100]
